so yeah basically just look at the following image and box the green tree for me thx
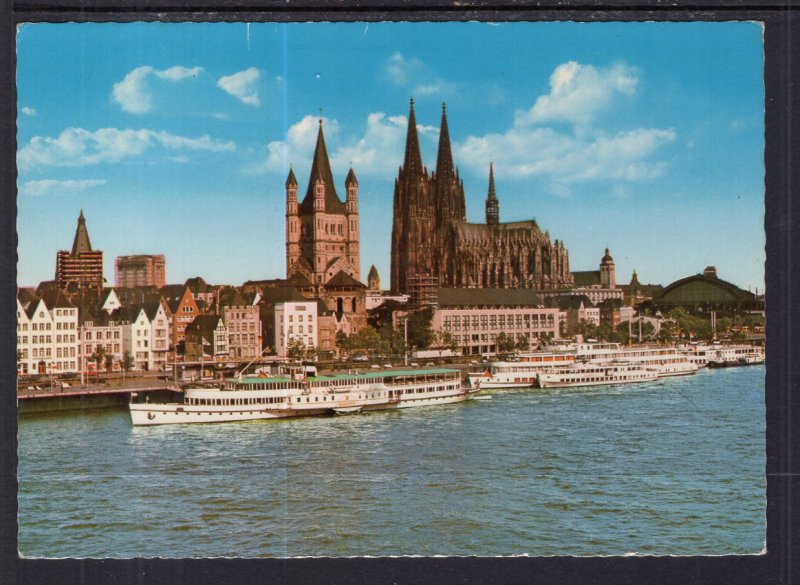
[335,330,349,353]
[347,327,384,357]
[286,338,307,361]
[730,331,747,343]
[122,351,135,372]
[576,319,599,340]
[91,344,107,367]
[495,332,516,355]
[657,321,676,344]
[104,354,114,372]
[515,335,530,352]
[666,307,694,341]
[407,308,434,350]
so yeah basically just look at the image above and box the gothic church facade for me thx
[390,100,574,295]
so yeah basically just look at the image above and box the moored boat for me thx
[536,362,660,389]
[129,367,467,426]
[467,353,576,390]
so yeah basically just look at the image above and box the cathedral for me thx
[390,99,574,295]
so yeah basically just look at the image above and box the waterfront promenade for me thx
[18,377,180,401]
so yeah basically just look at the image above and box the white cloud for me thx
[330,113,410,176]
[19,178,106,197]
[457,124,675,189]
[384,52,456,98]
[17,127,234,171]
[452,60,673,194]
[217,67,262,106]
[519,61,639,126]
[259,115,340,174]
[256,112,437,179]
[112,65,203,113]
[21,106,37,116]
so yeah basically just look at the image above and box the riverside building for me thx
[431,288,560,356]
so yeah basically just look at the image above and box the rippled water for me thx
[18,366,765,558]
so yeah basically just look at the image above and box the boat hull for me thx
[129,403,329,426]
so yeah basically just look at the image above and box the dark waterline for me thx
[18,366,765,558]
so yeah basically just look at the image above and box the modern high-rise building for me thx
[115,254,167,288]
[55,210,104,291]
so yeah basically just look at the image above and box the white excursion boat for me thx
[679,343,765,368]
[574,343,699,377]
[537,362,660,389]
[129,367,468,426]
[468,342,698,391]
[705,344,765,368]
[467,353,577,390]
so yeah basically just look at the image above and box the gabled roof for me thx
[259,286,307,305]
[17,287,37,306]
[453,220,541,241]
[299,121,347,215]
[115,304,149,324]
[325,270,365,289]
[25,298,49,320]
[144,301,165,321]
[186,315,225,335]
[40,289,75,309]
[218,288,248,308]
[287,271,314,289]
[159,285,193,312]
[436,288,542,308]
[572,271,602,287]
[99,287,118,306]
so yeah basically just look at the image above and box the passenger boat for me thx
[467,353,576,390]
[469,342,696,390]
[706,344,765,368]
[537,363,660,389]
[574,343,699,377]
[681,343,764,368]
[129,367,468,426]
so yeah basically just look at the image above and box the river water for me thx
[18,366,765,558]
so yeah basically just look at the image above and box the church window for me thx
[352,298,357,313]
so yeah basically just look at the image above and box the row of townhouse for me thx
[16,294,79,375]
[17,288,173,375]
[18,281,266,374]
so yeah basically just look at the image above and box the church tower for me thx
[391,97,434,294]
[432,103,466,227]
[56,210,104,291]
[485,162,499,226]
[600,247,616,288]
[285,165,300,275]
[286,119,360,288]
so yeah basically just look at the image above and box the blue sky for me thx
[16,21,765,292]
